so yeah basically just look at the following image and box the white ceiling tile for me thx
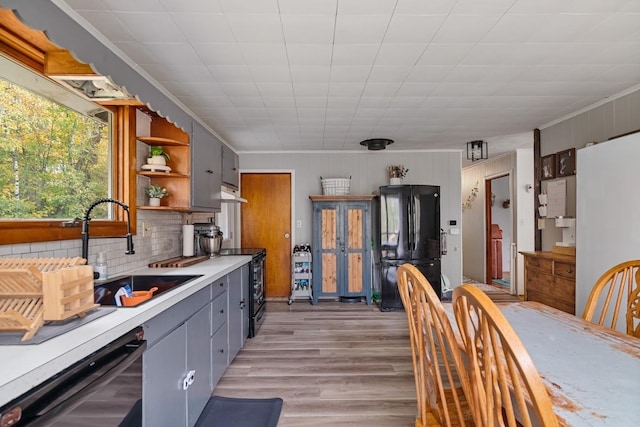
[432,15,501,43]
[193,43,246,66]
[388,96,425,109]
[142,63,212,82]
[384,15,446,43]
[358,97,391,108]
[291,66,331,83]
[375,44,425,66]
[142,42,202,65]
[226,14,284,43]
[417,43,474,65]
[327,97,360,109]
[396,82,438,96]
[451,0,516,15]
[250,66,292,83]
[286,44,333,66]
[361,82,402,96]
[160,0,223,12]
[295,97,328,108]
[170,13,235,43]
[278,0,337,15]
[256,82,294,96]
[330,66,372,82]
[405,66,453,83]
[208,65,254,83]
[227,95,265,107]
[261,96,296,108]
[395,0,457,14]
[217,0,280,14]
[292,83,330,96]
[113,41,159,65]
[328,81,366,96]
[240,44,289,65]
[332,44,380,66]
[220,82,261,97]
[368,66,412,82]
[337,0,397,15]
[335,15,390,44]
[578,13,640,43]
[281,15,336,44]
[113,12,186,43]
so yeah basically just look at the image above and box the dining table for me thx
[444,300,640,426]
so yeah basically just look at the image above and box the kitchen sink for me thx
[94,274,203,307]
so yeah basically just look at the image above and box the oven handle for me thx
[15,339,146,427]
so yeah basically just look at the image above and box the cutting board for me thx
[148,255,209,268]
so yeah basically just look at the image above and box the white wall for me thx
[239,150,463,286]
[461,144,535,294]
[576,132,640,328]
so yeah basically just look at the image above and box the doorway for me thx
[240,173,292,299]
[485,174,514,293]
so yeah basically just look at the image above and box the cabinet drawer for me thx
[554,262,576,279]
[525,256,553,273]
[211,290,227,336]
[211,277,228,299]
[211,325,229,387]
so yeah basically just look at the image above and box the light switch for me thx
[449,227,459,235]
[296,220,302,228]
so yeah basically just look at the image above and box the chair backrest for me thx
[582,260,640,338]
[398,264,473,426]
[453,285,559,427]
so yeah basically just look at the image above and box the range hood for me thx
[221,186,247,203]
[52,75,132,100]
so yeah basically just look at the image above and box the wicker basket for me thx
[0,257,96,341]
[321,177,351,195]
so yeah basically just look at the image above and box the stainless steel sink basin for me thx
[94,274,203,307]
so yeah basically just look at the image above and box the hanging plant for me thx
[387,165,409,179]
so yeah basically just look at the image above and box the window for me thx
[0,56,112,220]
[0,53,135,244]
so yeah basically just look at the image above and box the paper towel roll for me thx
[182,225,195,256]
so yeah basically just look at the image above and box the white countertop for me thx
[0,255,251,407]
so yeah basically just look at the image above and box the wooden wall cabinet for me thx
[521,251,576,314]
[310,195,374,305]
[137,114,222,212]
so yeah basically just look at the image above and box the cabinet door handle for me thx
[206,169,214,174]
[567,268,573,273]
[220,309,224,314]
[182,369,196,390]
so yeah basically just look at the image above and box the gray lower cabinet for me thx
[227,265,247,360]
[142,264,249,426]
[143,298,212,427]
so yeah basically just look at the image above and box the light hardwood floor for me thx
[213,300,424,427]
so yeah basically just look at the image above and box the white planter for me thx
[149,197,161,207]
[147,155,166,166]
[390,177,403,185]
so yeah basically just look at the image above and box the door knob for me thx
[284,233,290,239]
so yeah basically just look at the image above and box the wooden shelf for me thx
[137,136,188,146]
[138,206,192,212]
[138,171,189,178]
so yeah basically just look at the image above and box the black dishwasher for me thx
[0,327,145,427]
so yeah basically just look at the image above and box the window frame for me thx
[0,11,137,245]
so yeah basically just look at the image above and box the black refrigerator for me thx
[374,185,442,311]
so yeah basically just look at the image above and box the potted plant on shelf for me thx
[387,165,408,185]
[145,185,168,207]
[147,146,170,166]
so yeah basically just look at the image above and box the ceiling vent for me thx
[360,138,394,150]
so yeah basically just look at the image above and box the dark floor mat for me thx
[195,396,283,427]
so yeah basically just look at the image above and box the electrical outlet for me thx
[296,220,302,229]
[142,222,150,237]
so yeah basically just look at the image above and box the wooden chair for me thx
[398,264,474,427]
[452,285,559,427]
[582,260,640,338]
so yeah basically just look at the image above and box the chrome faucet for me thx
[81,198,135,261]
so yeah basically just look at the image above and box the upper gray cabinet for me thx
[191,121,222,212]
[221,144,239,189]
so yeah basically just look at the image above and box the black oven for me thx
[0,327,145,427]
[219,248,266,338]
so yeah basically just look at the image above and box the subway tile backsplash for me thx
[0,210,198,278]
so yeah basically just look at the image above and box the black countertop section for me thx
[219,248,265,257]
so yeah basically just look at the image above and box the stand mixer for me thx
[194,222,223,257]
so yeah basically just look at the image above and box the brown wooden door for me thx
[241,173,291,298]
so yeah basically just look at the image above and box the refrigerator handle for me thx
[440,228,447,256]
[409,193,415,251]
